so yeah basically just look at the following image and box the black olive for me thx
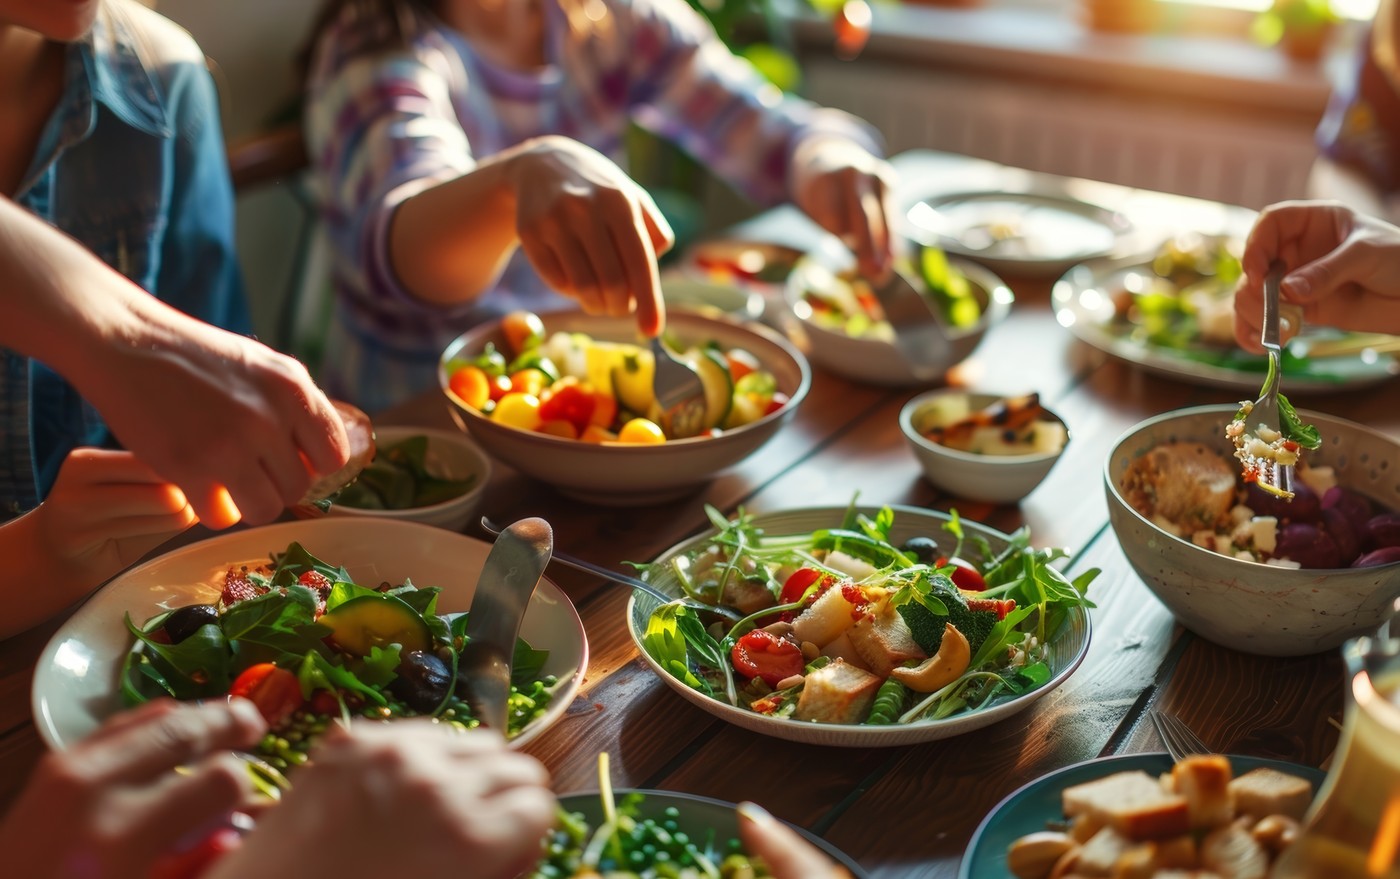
[162,604,219,643]
[902,536,943,565]
[389,650,453,713]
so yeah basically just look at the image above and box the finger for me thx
[551,235,605,314]
[259,449,313,511]
[122,752,252,857]
[737,802,844,879]
[583,219,630,318]
[77,698,266,785]
[633,185,675,256]
[608,208,663,337]
[81,698,185,745]
[839,173,880,279]
[190,483,242,530]
[460,751,552,797]
[75,508,197,546]
[290,386,351,482]
[471,784,560,871]
[58,448,170,488]
[220,467,285,527]
[859,174,892,278]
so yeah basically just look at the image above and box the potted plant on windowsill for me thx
[1254,0,1340,62]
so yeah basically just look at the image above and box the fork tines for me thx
[1150,710,1214,763]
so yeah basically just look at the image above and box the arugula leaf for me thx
[124,614,231,699]
[358,644,403,689]
[1278,393,1322,450]
[296,651,387,706]
[219,586,330,667]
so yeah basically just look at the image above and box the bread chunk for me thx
[1200,822,1269,879]
[792,659,882,724]
[1173,754,1235,829]
[1227,767,1313,822]
[846,605,926,677]
[1062,770,1191,840]
[1119,442,1238,533]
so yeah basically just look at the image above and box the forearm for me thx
[387,151,524,306]
[0,511,91,639]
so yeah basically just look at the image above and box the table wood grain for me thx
[1,151,1394,877]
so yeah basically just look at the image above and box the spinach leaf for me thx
[219,586,330,667]
[1279,393,1322,450]
[512,640,550,686]
[269,542,346,588]
[124,614,231,699]
[326,579,383,612]
[641,604,709,693]
[296,651,387,706]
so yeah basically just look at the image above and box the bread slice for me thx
[1228,767,1314,822]
[1172,754,1235,830]
[1062,770,1191,840]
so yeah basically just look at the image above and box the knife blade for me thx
[459,516,553,735]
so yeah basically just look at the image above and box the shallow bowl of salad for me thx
[782,238,1013,387]
[1105,404,1400,657]
[31,517,588,753]
[439,308,809,506]
[900,389,1070,504]
[626,504,1096,747]
[325,426,491,530]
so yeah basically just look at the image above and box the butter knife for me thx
[458,517,553,734]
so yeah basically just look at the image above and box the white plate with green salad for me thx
[626,504,1095,748]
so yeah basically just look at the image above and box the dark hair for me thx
[299,0,444,83]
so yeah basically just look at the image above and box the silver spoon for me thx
[479,517,743,622]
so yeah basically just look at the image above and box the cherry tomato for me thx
[763,391,791,417]
[488,373,514,402]
[590,389,619,428]
[449,366,491,410]
[309,689,342,716]
[150,826,243,879]
[725,349,761,383]
[936,556,987,592]
[580,424,617,443]
[780,567,826,604]
[228,663,304,727]
[492,392,543,431]
[540,378,597,433]
[510,367,549,398]
[731,629,805,687]
[501,310,546,358]
[833,0,873,60]
[617,418,665,444]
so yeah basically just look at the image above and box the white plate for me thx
[626,505,1091,747]
[32,518,588,750]
[1053,257,1400,392]
[908,191,1132,277]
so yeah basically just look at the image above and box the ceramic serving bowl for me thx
[1105,404,1400,656]
[438,309,809,506]
[900,389,1069,504]
[660,275,766,323]
[782,240,1013,387]
[326,426,492,531]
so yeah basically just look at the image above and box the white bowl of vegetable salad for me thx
[625,504,1095,747]
[439,309,809,506]
[1106,404,1400,656]
[782,239,1013,387]
[326,426,491,531]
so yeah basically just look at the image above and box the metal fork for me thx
[650,336,708,439]
[1236,262,1294,498]
[1151,709,1215,762]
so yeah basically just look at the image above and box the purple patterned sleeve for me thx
[617,0,883,206]
[305,32,475,309]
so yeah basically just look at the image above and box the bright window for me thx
[1161,0,1378,18]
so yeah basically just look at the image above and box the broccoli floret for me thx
[896,574,998,656]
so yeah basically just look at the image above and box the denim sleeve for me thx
[155,59,251,336]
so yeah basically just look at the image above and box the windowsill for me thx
[787,4,1358,117]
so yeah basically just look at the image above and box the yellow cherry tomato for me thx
[491,392,543,431]
[580,424,618,443]
[617,418,666,445]
[510,367,548,398]
[538,418,579,440]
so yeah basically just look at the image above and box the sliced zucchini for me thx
[320,594,431,657]
[683,347,733,431]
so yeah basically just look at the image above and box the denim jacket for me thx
[0,0,248,516]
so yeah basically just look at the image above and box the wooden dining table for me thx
[2,150,1397,877]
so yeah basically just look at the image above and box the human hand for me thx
[79,306,351,528]
[38,447,198,579]
[507,135,674,335]
[0,698,265,879]
[1235,200,1400,352]
[790,135,897,282]
[737,802,854,879]
[206,723,555,879]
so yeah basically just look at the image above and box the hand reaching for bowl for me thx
[738,801,855,879]
[1234,200,1400,351]
[790,135,898,283]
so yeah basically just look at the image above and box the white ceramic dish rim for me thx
[31,518,589,751]
[1103,403,1400,574]
[899,392,1069,466]
[625,505,1092,746]
[910,190,1133,267]
[333,426,492,514]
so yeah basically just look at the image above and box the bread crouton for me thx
[1062,770,1191,840]
[1173,755,1235,830]
[1228,768,1313,822]
[846,606,926,677]
[1200,822,1269,879]
[792,659,882,724]
[791,584,866,647]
